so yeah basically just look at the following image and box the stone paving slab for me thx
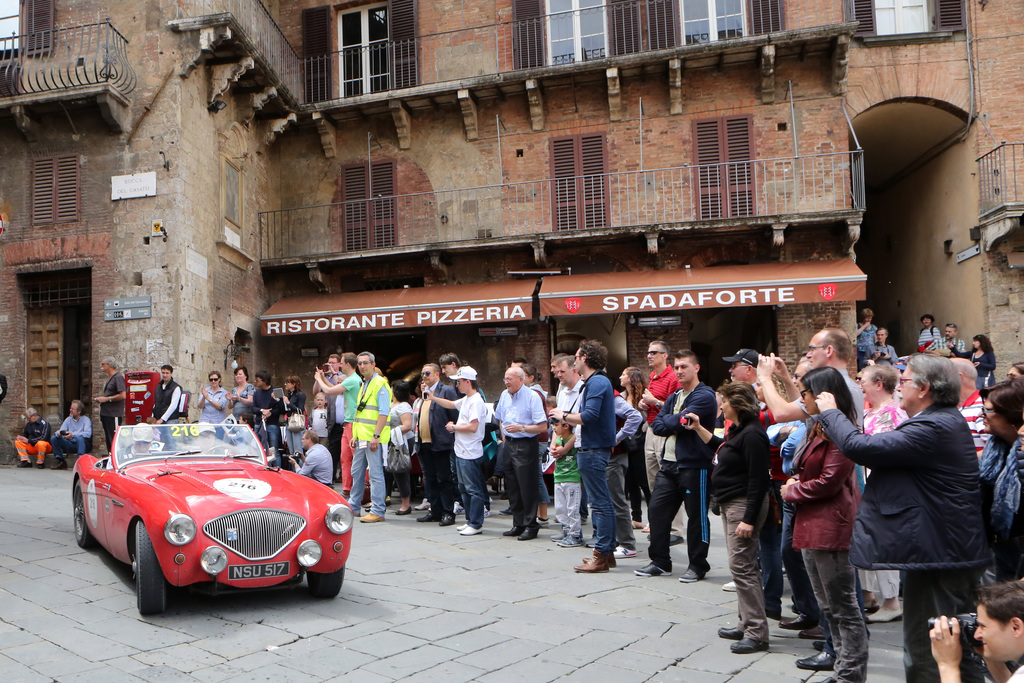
[0,468,908,681]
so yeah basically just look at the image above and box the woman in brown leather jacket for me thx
[784,366,866,683]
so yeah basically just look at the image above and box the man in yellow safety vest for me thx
[349,351,392,522]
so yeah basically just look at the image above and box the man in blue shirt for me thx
[50,399,92,469]
[494,366,548,540]
[551,339,617,572]
[293,430,334,487]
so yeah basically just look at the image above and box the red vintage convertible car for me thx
[72,422,354,614]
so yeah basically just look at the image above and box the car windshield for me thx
[113,423,266,467]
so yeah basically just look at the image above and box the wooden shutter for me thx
[609,0,641,56]
[513,0,544,69]
[341,165,369,251]
[32,155,79,225]
[390,0,417,89]
[850,0,875,37]
[32,157,56,225]
[24,0,55,55]
[340,162,395,251]
[551,137,578,231]
[694,120,724,220]
[580,134,608,229]
[934,0,965,31]
[724,116,754,218]
[748,0,784,35]
[550,134,607,231]
[0,60,20,97]
[55,155,80,223]
[302,6,332,102]
[370,161,396,248]
[647,0,679,50]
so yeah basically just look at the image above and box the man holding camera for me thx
[931,580,1024,682]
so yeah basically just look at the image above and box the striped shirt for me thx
[959,390,988,453]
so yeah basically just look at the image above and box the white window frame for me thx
[0,0,20,46]
[545,0,607,66]
[338,3,389,97]
[873,0,932,36]
[680,0,747,45]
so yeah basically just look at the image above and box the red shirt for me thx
[646,366,679,425]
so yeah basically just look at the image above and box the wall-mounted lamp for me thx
[159,150,171,172]
[208,100,227,113]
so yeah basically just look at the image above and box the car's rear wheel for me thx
[134,522,167,615]
[73,483,97,548]
[307,567,345,598]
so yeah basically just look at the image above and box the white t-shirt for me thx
[453,393,488,460]
[310,408,329,438]
[1009,665,1024,682]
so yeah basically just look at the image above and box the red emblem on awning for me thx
[818,283,837,301]
[564,298,582,313]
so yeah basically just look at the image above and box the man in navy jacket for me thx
[815,354,990,683]
[416,363,460,526]
[635,350,717,582]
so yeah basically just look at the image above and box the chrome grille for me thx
[203,509,306,561]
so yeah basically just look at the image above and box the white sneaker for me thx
[453,501,464,514]
[414,500,431,511]
[723,581,737,592]
[456,524,469,531]
[483,509,491,518]
[613,546,637,559]
[459,526,482,536]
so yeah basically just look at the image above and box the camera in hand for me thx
[928,614,981,649]
[548,416,561,426]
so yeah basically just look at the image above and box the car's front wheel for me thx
[307,567,345,598]
[134,522,167,615]
[73,483,97,548]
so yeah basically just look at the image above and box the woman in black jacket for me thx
[282,375,307,462]
[685,381,772,655]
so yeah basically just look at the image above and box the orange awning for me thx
[261,280,537,336]
[538,259,866,318]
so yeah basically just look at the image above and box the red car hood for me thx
[125,460,343,518]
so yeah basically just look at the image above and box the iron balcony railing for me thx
[978,143,1024,216]
[0,21,135,98]
[175,0,302,102]
[303,0,843,103]
[259,150,864,262]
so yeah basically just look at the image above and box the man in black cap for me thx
[724,349,759,385]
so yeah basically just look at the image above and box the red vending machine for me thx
[125,371,160,425]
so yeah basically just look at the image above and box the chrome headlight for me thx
[325,503,354,535]
[200,546,228,575]
[164,514,197,546]
[297,540,322,568]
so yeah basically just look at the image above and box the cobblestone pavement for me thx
[0,469,906,682]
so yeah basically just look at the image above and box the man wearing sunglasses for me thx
[416,363,460,526]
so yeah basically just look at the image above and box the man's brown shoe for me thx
[574,551,614,573]
[50,460,67,470]
[359,513,384,523]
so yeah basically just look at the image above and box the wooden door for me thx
[27,307,63,424]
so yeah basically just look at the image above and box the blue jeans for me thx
[50,435,87,459]
[782,501,820,622]
[455,455,487,528]
[266,422,282,465]
[348,443,386,516]
[577,448,614,556]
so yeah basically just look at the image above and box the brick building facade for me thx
[1,0,1019,459]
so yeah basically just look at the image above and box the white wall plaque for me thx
[111,172,157,200]
[186,248,208,279]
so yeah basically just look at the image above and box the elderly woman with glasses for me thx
[979,378,1024,580]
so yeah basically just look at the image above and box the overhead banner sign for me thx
[539,260,866,318]
[261,281,536,337]
[263,304,529,335]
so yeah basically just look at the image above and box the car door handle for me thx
[111,500,125,507]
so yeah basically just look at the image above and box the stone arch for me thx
[218,122,249,158]
[845,52,971,118]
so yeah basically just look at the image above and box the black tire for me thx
[73,484,97,548]
[307,567,345,598]
[134,522,167,615]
